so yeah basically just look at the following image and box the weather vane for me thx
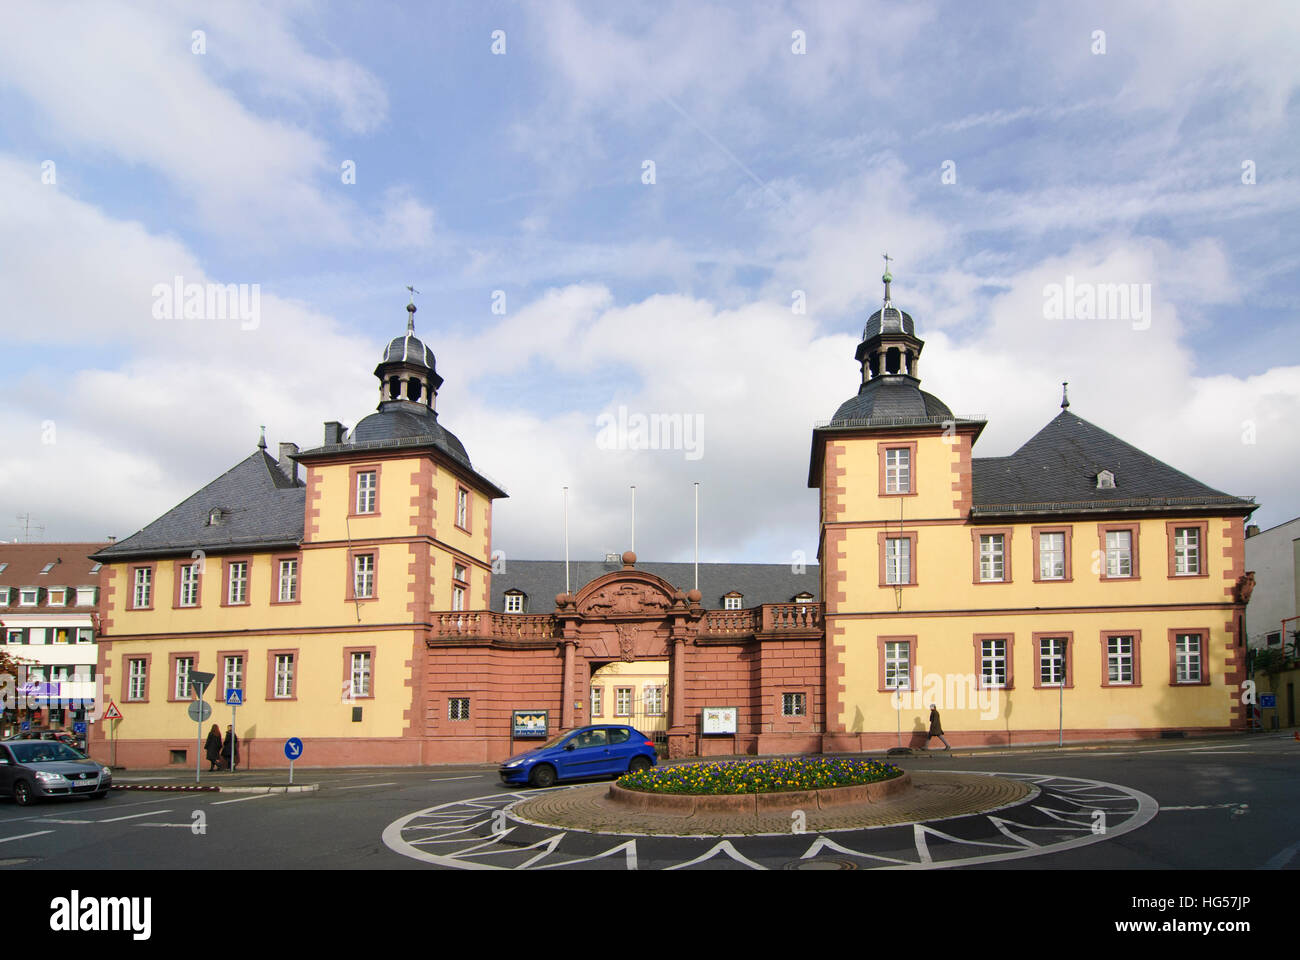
[405,284,420,305]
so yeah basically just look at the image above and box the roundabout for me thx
[381,769,1158,870]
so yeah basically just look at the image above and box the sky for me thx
[1,0,1298,565]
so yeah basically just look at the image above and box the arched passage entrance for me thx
[589,659,669,748]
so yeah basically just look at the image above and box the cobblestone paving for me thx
[511,772,1033,836]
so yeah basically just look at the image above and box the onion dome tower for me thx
[828,261,954,424]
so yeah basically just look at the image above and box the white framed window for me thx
[355,471,377,514]
[979,535,1005,582]
[174,657,194,699]
[76,586,96,606]
[645,685,665,716]
[1175,634,1202,683]
[456,488,469,528]
[1105,531,1133,578]
[1107,636,1134,684]
[885,538,911,585]
[981,638,1008,687]
[77,627,94,644]
[884,641,910,690]
[48,588,66,607]
[1173,528,1200,575]
[1039,637,1067,686]
[503,592,524,613]
[615,687,632,717]
[0,587,8,605]
[227,561,248,604]
[782,692,807,717]
[7,629,25,644]
[1039,532,1065,580]
[51,627,72,644]
[223,655,244,695]
[274,654,295,698]
[453,563,466,582]
[128,659,147,700]
[180,563,200,607]
[723,594,742,610]
[353,554,374,599]
[590,685,603,717]
[350,651,372,698]
[885,448,911,493]
[133,568,152,608]
[20,587,39,607]
[448,697,470,721]
[278,559,298,602]
[452,586,465,611]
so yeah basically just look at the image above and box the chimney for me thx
[1246,524,1260,538]
[324,421,346,445]
[278,442,300,484]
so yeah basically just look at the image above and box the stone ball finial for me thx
[407,301,416,313]
[622,550,636,567]
[687,588,702,604]
[555,592,569,608]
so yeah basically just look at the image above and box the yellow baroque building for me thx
[810,270,1256,749]
[86,277,1258,770]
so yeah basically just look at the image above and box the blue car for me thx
[499,724,658,788]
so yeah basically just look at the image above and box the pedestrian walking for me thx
[204,724,223,771]
[221,725,240,771]
[927,704,951,750]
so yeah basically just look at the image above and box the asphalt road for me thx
[1,734,1296,871]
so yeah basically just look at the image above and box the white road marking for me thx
[664,840,768,871]
[96,810,172,823]
[428,776,483,782]
[1262,840,1300,870]
[0,830,53,844]
[1162,803,1248,812]
[32,818,92,824]
[334,782,398,790]
[134,823,195,828]
[210,793,275,805]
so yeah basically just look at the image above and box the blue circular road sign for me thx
[284,737,304,760]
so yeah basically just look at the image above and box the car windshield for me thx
[539,732,571,750]
[9,742,86,763]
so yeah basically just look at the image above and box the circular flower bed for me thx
[617,757,901,796]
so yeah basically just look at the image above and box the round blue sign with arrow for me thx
[284,737,303,760]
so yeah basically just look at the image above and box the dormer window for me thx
[1096,470,1116,490]
[48,588,66,607]
[20,588,38,606]
[503,590,525,614]
[723,592,743,610]
[208,508,226,526]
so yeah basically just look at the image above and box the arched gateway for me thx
[421,551,826,763]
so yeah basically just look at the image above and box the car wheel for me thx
[529,764,557,788]
[627,755,652,774]
[12,779,35,807]
[91,790,109,800]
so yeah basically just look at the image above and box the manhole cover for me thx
[783,858,858,870]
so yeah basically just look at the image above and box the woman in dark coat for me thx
[927,704,951,750]
[204,724,223,771]
[220,725,240,771]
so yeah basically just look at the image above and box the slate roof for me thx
[862,305,916,339]
[830,375,954,424]
[92,451,306,561]
[971,410,1256,517]
[491,560,820,613]
[380,332,435,369]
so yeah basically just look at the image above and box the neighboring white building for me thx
[0,542,107,735]
[1244,518,1300,651]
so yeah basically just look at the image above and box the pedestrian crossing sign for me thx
[226,689,244,706]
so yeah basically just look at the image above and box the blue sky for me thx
[1,0,1297,562]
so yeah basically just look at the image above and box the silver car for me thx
[0,740,112,805]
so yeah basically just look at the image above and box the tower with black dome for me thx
[808,265,987,750]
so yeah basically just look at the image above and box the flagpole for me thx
[630,485,636,553]
[693,482,700,591]
[563,486,570,594]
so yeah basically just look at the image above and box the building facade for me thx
[88,279,1259,769]
[1244,517,1299,728]
[0,543,106,737]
